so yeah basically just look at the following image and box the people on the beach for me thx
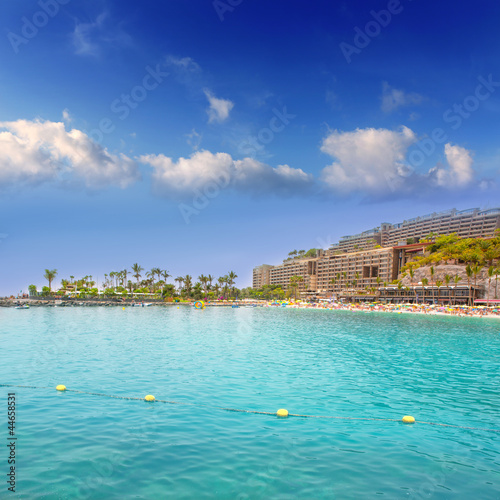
[263,300,500,318]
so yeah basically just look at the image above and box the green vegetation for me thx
[43,269,57,292]
[32,266,241,301]
[289,275,304,299]
[401,231,500,305]
[242,284,285,300]
[402,232,500,273]
[283,248,318,262]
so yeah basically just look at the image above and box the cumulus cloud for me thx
[204,89,234,123]
[139,150,313,199]
[380,82,425,113]
[0,119,139,189]
[320,126,417,195]
[428,143,474,188]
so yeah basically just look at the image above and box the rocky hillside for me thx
[400,264,499,300]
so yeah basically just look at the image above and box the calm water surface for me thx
[0,306,499,499]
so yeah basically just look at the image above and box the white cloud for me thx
[62,108,73,124]
[381,82,425,113]
[165,55,201,73]
[140,150,313,199]
[72,12,131,57]
[428,143,474,188]
[204,89,234,123]
[320,126,417,194]
[185,129,202,150]
[164,55,202,86]
[0,119,139,189]
[72,13,106,56]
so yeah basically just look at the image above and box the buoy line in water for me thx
[1,383,499,433]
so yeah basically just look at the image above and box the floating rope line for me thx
[1,384,499,433]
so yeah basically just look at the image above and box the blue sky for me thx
[1,0,499,294]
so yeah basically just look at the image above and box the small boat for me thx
[15,305,30,310]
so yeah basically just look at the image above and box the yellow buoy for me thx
[402,415,415,424]
[122,307,125,310]
[144,395,155,402]
[277,409,289,417]
[56,385,66,391]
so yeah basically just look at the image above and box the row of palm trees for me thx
[174,271,238,299]
[324,263,499,306]
[329,271,364,296]
[41,265,239,300]
[403,263,500,305]
[402,232,500,305]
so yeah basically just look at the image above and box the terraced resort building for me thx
[252,207,500,300]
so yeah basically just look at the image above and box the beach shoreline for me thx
[2,297,499,319]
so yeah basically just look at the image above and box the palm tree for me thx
[444,274,451,304]
[131,263,143,284]
[408,268,414,286]
[227,271,238,298]
[161,270,171,284]
[198,274,209,299]
[487,266,495,305]
[289,275,304,300]
[421,278,429,304]
[465,264,473,306]
[429,266,435,304]
[183,275,193,297]
[453,274,461,305]
[175,276,184,293]
[435,280,443,304]
[397,280,403,302]
[207,274,214,292]
[495,267,500,300]
[218,276,227,299]
[146,270,155,292]
[44,269,57,292]
[472,263,483,306]
[149,267,162,289]
[330,278,336,296]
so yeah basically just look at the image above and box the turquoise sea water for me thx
[0,306,499,499]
